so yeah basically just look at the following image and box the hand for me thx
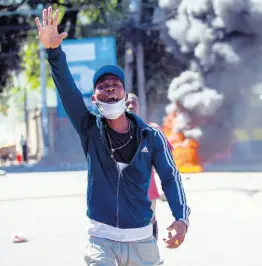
[35,6,67,49]
[163,220,187,249]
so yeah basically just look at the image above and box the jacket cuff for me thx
[178,218,189,228]
[46,46,62,59]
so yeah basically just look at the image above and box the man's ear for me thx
[125,92,128,101]
[91,95,96,104]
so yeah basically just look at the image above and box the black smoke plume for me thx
[158,0,262,162]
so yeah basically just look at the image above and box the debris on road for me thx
[12,233,28,243]
[0,169,6,176]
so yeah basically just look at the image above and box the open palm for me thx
[35,7,67,49]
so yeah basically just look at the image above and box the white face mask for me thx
[95,96,126,119]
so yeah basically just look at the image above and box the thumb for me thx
[167,221,177,231]
[59,32,68,41]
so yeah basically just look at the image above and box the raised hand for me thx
[35,6,67,49]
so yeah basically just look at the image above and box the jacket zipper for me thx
[100,120,124,228]
[115,163,122,228]
[114,129,145,227]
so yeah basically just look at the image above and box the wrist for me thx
[46,45,62,58]
[178,219,189,230]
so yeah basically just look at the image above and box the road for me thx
[0,171,262,266]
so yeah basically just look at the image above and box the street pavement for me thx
[0,171,262,266]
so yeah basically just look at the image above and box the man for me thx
[35,7,190,266]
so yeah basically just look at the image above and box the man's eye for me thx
[97,83,121,90]
[114,84,121,88]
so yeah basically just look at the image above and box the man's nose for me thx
[105,87,115,92]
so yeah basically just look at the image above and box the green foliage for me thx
[20,32,54,91]
[16,0,123,94]
[80,0,122,25]
[15,0,124,96]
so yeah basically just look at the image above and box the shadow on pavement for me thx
[0,193,85,203]
[0,162,87,174]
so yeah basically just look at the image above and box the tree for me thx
[20,38,52,90]
[0,1,30,93]
[0,0,184,113]
[0,0,124,117]
[0,0,123,94]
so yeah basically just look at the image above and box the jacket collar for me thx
[97,111,151,132]
[125,111,151,131]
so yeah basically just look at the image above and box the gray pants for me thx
[84,236,160,266]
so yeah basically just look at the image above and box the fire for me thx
[162,111,203,173]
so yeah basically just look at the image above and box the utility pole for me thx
[124,42,134,93]
[23,83,29,163]
[136,41,147,120]
[0,4,49,157]
[23,84,29,142]
[38,4,49,157]
[125,0,147,120]
[16,72,29,145]
[39,39,49,157]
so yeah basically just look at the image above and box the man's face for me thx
[126,96,139,115]
[92,74,125,103]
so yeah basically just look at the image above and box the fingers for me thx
[59,32,68,41]
[163,235,185,249]
[42,8,48,27]
[35,17,42,32]
[53,9,59,26]
[167,238,185,249]
[164,235,184,246]
[163,230,185,249]
[42,7,57,27]
[48,6,53,25]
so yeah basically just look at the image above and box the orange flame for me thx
[162,111,203,173]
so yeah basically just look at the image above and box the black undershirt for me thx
[105,121,139,164]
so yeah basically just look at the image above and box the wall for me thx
[27,107,57,160]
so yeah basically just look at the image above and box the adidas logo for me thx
[141,146,149,153]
